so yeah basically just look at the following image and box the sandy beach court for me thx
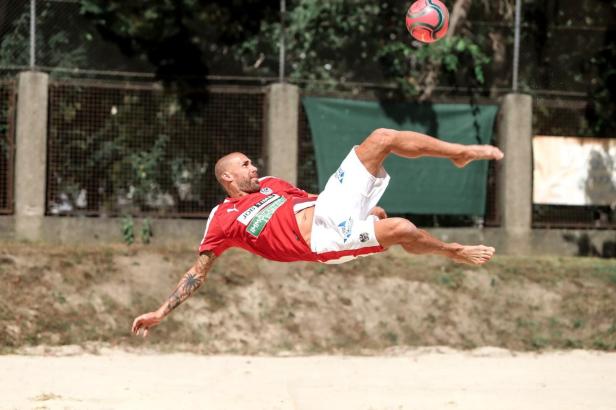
[1,347,615,410]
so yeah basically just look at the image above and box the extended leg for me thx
[355,128,503,176]
[374,217,495,265]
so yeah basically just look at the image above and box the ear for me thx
[221,171,233,182]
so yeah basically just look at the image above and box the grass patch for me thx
[591,265,616,285]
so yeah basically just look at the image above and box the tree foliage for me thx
[79,0,278,95]
[75,0,614,113]
[0,1,88,71]
[75,0,494,98]
[239,0,491,98]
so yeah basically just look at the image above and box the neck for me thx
[225,185,249,198]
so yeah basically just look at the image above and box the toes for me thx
[482,146,503,161]
[456,245,495,265]
[470,246,495,264]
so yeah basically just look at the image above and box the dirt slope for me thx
[1,242,615,353]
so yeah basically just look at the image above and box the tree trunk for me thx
[418,0,473,100]
[447,0,472,38]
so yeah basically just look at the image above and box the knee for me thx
[363,128,397,154]
[391,218,418,240]
[376,217,418,248]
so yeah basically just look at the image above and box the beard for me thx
[237,177,260,193]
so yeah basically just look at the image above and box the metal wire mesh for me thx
[518,5,613,95]
[0,80,16,214]
[534,98,590,137]
[0,0,155,78]
[532,97,615,229]
[0,0,611,92]
[47,80,264,217]
[533,204,615,229]
[0,0,30,74]
[0,1,611,229]
[521,4,614,229]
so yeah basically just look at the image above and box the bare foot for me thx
[451,245,495,265]
[452,145,504,168]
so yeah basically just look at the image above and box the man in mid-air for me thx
[132,128,503,337]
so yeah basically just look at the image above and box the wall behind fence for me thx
[46,80,265,218]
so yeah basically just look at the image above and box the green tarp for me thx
[302,97,498,215]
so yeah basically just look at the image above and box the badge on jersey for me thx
[260,187,273,195]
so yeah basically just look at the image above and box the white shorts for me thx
[311,147,390,264]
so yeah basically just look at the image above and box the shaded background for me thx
[0,0,614,227]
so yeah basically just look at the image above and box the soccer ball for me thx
[406,0,449,43]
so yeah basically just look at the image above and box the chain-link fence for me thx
[0,0,31,73]
[1,1,612,99]
[532,97,615,229]
[0,80,15,214]
[47,79,264,217]
[1,1,612,91]
[1,0,613,228]
[514,2,614,230]
[0,0,155,78]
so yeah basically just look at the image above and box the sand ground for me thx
[1,347,615,410]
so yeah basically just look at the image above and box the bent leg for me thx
[374,217,494,265]
[355,128,504,176]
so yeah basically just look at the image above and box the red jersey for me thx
[199,177,319,262]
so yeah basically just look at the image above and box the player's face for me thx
[230,155,260,193]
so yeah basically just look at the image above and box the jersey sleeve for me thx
[198,206,230,255]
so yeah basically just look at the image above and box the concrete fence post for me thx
[264,83,299,185]
[14,71,49,241]
[496,93,533,254]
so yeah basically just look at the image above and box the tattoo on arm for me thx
[163,251,216,315]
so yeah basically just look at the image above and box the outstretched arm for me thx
[131,251,217,337]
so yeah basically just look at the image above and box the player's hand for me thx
[131,311,164,338]
[369,206,387,220]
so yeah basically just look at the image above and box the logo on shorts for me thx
[335,168,345,184]
[338,217,353,243]
[359,232,369,243]
[260,187,273,195]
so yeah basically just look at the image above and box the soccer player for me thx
[132,128,503,337]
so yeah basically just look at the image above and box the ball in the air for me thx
[406,0,449,43]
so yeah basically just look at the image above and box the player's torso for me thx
[218,190,289,239]
[213,178,316,261]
